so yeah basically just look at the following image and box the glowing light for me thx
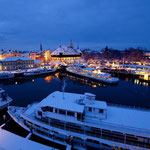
[44,76,52,83]
[15,82,18,85]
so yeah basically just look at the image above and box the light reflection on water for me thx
[134,79,149,87]
[0,72,150,108]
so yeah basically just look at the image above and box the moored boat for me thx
[8,91,150,150]
[0,72,15,79]
[66,63,119,84]
[24,68,57,76]
[0,88,13,110]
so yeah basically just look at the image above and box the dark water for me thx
[0,72,150,149]
[0,72,150,108]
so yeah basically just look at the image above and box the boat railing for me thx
[20,112,150,149]
[108,103,150,111]
[23,111,150,136]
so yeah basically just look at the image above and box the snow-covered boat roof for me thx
[73,63,85,67]
[0,88,5,93]
[0,129,55,150]
[31,91,107,114]
[51,46,81,56]
[84,92,96,97]
[1,57,33,61]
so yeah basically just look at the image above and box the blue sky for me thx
[0,0,150,51]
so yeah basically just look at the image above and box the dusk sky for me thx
[0,0,150,51]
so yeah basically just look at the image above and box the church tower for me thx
[70,40,73,48]
[40,43,43,52]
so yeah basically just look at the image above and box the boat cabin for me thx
[0,89,7,101]
[35,91,107,123]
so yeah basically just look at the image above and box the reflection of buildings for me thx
[51,41,83,63]
[44,76,52,83]
[0,57,41,71]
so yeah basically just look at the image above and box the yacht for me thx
[66,63,119,84]
[0,72,15,79]
[24,68,57,76]
[8,91,150,150]
[0,88,13,110]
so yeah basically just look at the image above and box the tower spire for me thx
[70,40,73,48]
[40,43,43,52]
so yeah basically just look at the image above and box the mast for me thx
[62,79,66,99]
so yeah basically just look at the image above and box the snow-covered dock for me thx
[0,129,57,150]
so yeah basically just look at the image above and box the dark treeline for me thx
[82,46,148,62]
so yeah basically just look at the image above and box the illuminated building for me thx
[51,41,82,63]
[44,49,51,63]
[0,57,41,71]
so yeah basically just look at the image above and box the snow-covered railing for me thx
[108,103,150,111]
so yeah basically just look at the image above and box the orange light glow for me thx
[44,76,52,83]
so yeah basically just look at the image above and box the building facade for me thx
[0,57,41,71]
[51,42,82,63]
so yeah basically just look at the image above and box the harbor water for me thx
[0,72,150,149]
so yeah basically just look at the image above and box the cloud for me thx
[0,0,150,50]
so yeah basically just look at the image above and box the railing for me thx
[108,103,150,111]
[18,109,150,149]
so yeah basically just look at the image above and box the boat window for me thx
[48,107,53,112]
[38,111,42,116]
[99,109,103,113]
[55,108,58,113]
[67,111,74,117]
[59,109,66,115]
[89,107,92,112]
[77,113,82,121]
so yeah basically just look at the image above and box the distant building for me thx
[0,57,41,71]
[144,51,150,60]
[51,41,82,63]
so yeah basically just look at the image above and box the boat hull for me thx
[0,97,13,110]
[66,68,119,84]
[24,69,57,77]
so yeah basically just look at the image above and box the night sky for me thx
[0,0,150,50]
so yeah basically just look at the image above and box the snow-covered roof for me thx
[85,101,107,109]
[0,129,55,150]
[34,60,41,63]
[38,91,85,113]
[1,57,33,61]
[124,64,150,69]
[51,46,81,56]
[84,92,96,97]
[21,53,30,56]
[73,63,84,67]
[29,91,107,114]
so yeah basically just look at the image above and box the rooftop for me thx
[51,46,81,56]
[25,91,107,114]
[1,57,33,62]
[34,60,41,63]
[0,129,55,150]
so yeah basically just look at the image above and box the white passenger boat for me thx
[8,91,150,150]
[24,68,57,76]
[0,72,14,79]
[0,88,13,110]
[66,63,119,84]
